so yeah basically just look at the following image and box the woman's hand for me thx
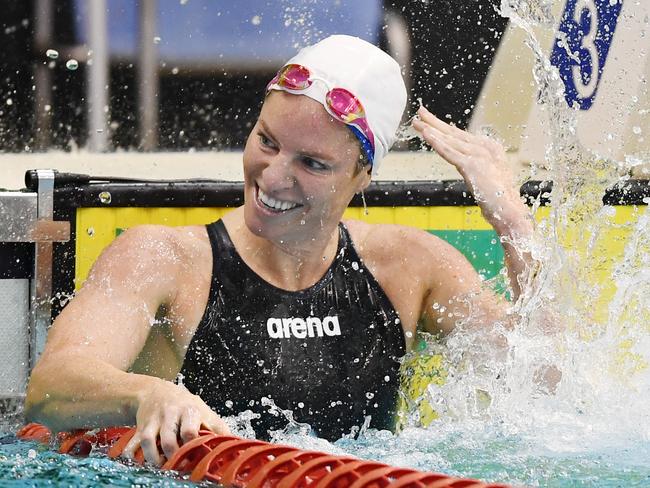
[122,378,230,465]
[412,106,525,232]
[413,106,535,299]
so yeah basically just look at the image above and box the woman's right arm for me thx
[25,225,229,464]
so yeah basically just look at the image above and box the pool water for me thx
[0,433,195,487]
[2,0,650,486]
[3,419,650,487]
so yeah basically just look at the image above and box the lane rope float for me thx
[16,423,511,488]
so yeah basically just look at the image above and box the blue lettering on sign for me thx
[550,0,623,110]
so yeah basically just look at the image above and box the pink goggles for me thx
[266,64,375,164]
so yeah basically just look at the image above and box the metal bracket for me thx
[27,169,62,369]
[0,169,72,404]
[0,193,69,242]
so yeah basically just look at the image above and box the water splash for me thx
[406,0,650,469]
[65,59,79,71]
[395,115,422,143]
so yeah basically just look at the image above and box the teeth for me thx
[258,188,299,211]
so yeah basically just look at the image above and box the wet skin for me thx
[239,91,371,282]
[25,92,534,465]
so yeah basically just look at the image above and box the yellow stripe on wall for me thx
[75,207,231,286]
[342,206,495,230]
[75,204,641,297]
[78,206,496,286]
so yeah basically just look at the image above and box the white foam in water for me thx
[231,1,650,484]
[386,0,650,482]
[2,2,649,486]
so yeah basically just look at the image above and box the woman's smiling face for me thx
[242,91,371,245]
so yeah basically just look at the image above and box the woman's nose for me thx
[261,153,295,189]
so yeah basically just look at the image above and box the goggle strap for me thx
[348,125,375,167]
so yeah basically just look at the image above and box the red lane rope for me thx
[16,423,52,444]
[107,427,137,459]
[314,460,388,488]
[349,466,420,488]
[383,472,458,488]
[245,449,327,488]
[190,438,268,483]
[219,444,298,487]
[275,455,358,488]
[163,432,239,472]
[16,423,512,487]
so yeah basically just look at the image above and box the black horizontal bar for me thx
[48,176,650,209]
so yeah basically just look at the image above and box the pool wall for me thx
[1,174,648,425]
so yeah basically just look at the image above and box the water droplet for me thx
[99,191,112,204]
[153,36,161,44]
[27,449,37,459]
[180,0,189,4]
[405,331,413,338]
[171,67,179,75]
[384,375,391,382]
[87,227,95,236]
[603,206,617,217]
[5,98,12,106]
[257,359,264,367]
[251,15,262,25]
[351,261,359,271]
[46,49,59,59]
[225,400,233,408]
[297,402,304,408]
[366,392,374,399]
[66,59,78,70]
[44,104,51,112]
[633,126,642,135]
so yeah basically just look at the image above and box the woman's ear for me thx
[357,170,372,193]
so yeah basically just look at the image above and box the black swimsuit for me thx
[179,220,405,441]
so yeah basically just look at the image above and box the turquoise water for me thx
[3,1,649,487]
[0,432,196,487]
[0,412,650,487]
[3,421,650,487]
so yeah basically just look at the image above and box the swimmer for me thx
[25,35,535,465]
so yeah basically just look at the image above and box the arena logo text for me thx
[266,316,341,339]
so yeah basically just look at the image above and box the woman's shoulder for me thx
[342,219,447,259]
[110,223,211,267]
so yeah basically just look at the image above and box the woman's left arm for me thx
[412,106,535,300]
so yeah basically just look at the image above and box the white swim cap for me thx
[267,35,407,175]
